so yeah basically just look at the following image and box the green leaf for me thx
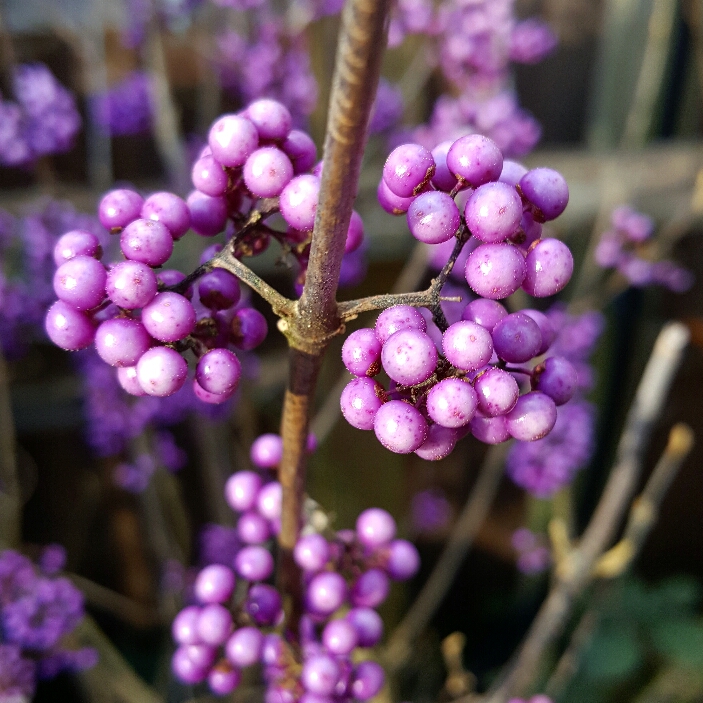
[651,619,703,669]
[583,627,643,681]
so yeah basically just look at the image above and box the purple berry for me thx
[342,328,382,376]
[141,292,196,342]
[53,230,101,266]
[120,218,174,266]
[196,348,241,396]
[95,317,151,367]
[375,305,426,344]
[518,167,569,221]
[187,191,228,237]
[340,377,386,430]
[172,606,201,644]
[383,143,435,198]
[377,178,414,215]
[194,564,236,604]
[105,261,158,309]
[208,665,241,696]
[243,147,294,198]
[141,191,191,239]
[301,654,340,696]
[373,400,428,454]
[322,619,358,655]
[279,175,320,231]
[465,243,527,299]
[235,545,274,582]
[346,607,383,647]
[534,356,578,405]
[282,129,317,173]
[351,661,384,701]
[350,568,389,608]
[136,346,188,396]
[414,424,457,461]
[442,320,494,371]
[461,298,507,331]
[208,114,259,167]
[470,412,510,444]
[474,367,519,416]
[192,154,229,196]
[250,434,283,469]
[225,471,262,512]
[381,328,437,386]
[385,539,420,580]
[446,134,503,188]
[225,626,264,668]
[53,255,106,311]
[294,534,330,572]
[522,238,574,297]
[245,99,292,141]
[245,584,281,625]
[426,377,478,428]
[356,508,396,548]
[492,312,543,363]
[117,365,146,396]
[306,572,347,616]
[464,182,523,243]
[99,189,144,231]
[231,308,268,350]
[407,191,461,244]
[505,391,557,441]
[256,481,282,521]
[197,603,233,645]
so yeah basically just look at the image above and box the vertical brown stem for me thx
[297,0,391,337]
[0,349,20,549]
[277,350,323,631]
[276,0,391,638]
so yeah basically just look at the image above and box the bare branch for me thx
[480,321,690,702]
[383,443,508,671]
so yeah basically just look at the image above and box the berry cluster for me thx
[44,190,266,402]
[341,301,580,458]
[594,205,693,292]
[379,135,573,300]
[172,457,419,699]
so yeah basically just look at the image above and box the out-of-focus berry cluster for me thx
[0,63,81,168]
[171,436,420,699]
[0,547,97,699]
[400,0,557,156]
[594,205,693,292]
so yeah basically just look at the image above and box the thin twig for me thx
[480,321,689,702]
[212,249,295,319]
[383,443,508,672]
[594,422,695,579]
[339,229,468,326]
[68,573,160,629]
[145,22,189,193]
[74,615,164,703]
[543,609,599,699]
[0,348,21,549]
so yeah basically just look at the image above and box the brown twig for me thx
[480,321,689,702]
[383,443,508,672]
[74,615,164,703]
[68,573,160,629]
[0,349,21,549]
[594,422,695,579]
